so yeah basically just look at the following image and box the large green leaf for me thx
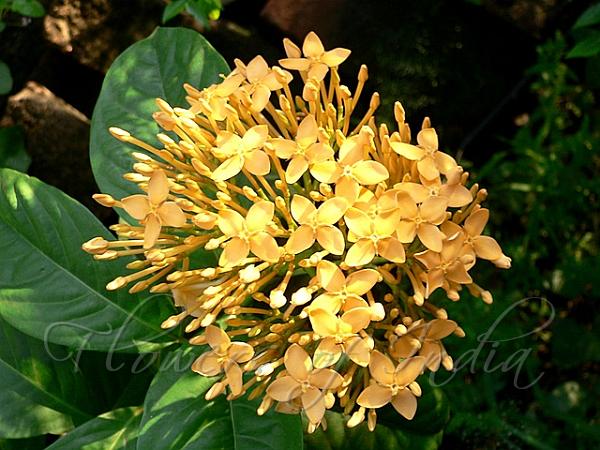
[567,31,600,58]
[573,3,600,29]
[0,315,92,438]
[0,169,178,352]
[46,407,142,450]
[90,27,229,203]
[137,346,304,450]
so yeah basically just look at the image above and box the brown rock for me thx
[2,81,113,222]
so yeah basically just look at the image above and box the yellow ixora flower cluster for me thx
[83,32,510,432]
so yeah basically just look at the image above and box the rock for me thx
[1,81,113,222]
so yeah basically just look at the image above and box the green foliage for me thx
[137,346,303,450]
[90,27,229,205]
[162,0,222,26]
[0,59,12,95]
[0,126,31,172]
[0,168,178,352]
[4,0,44,18]
[568,2,600,58]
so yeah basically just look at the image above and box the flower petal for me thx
[246,55,269,83]
[464,208,489,237]
[377,237,406,263]
[420,197,448,224]
[219,237,250,267]
[434,151,457,174]
[313,337,342,368]
[345,240,376,267]
[278,57,311,71]
[212,155,244,181]
[473,236,503,260]
[310,161,342,183]
[343,208,373,237]
[390,142,425,161]
[317,197,348,225]
[122,195,150,220]
[250,233,280,262]
[351,161,389,185]
[301,387,326,425]
[224,362,244,396]
[267,376,302,402]
[391,389,417,419]
[228,342,255,363]
[321,48,351,67]
[246,201,274,232]
[272,138,298,159]
[244,150,271,176]
[285,156,309,183]
[316,225,345,255]
[417,223,445,252]
[291,195,317,223]
[417,128,438,150]
[316,260,345,293]
[286,225,315,254]
[302,32,325,58]
[242,125,269,150]
[158,202,186,227]
[285,343,312,380]
[309,368,343,390]
[296,115,318,146]
[143,213,162,249]
[345,336,371,367]
[346,269,379,295]
[217,209,245,236]
[309,309,339,337]
[148,170,170,205]
[357,384,392,409]
[250,84,271,112]
[342,307,371,333]
[417,157,439,180]
[426,319,458,340]
[191,351,222,376]
[393,356,426,386]
[369,350,395,385]
[397,220,417,243]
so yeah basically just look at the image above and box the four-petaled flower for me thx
[266,344,343,425]
[286,195,348,255]
[279,31,351,81]
[217,201,280,266]
[390,128,457,180]
[212,125,270,181]
[192,325,254,396]
[396,193,448,252]
[270,115,333,183]
[357,351,425,419]
[121,170,186,248]
[235,56,287,112]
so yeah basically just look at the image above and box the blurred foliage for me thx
[437,4,600,449]
[0,0,45,95]
[162,0,222,27]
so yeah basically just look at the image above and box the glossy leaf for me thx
[573,3,600,29]
[10,0,45,17]
[0,315,92,438]
[567,31,600,58]
[162,0,188,23]
[46,407,142,450]
[90,27,229,203]
[0,169,178,352]
[0,126,31,172]
[137,346,304,450]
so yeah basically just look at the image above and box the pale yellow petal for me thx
[143,213,161,249]
[417,128,438,150]
[394,356,426,386]
[316,225,345,255]
[283,38,301,58]
[290,195,316,223]
[225,362,244,396]
[296,114,318,146]
[158,202,186,227]
[390,142,425,161]
[344,336,370,367]
[122,195,150,220]
[417,224,445,252]
[313,337,342,368]
[343,208,373,237]
[307,63,329,82]
[250,232,280,262]
[434,151,457,174]
[228,342,254,363]
[242,125,269,150]
[212,155,244,181]
[321,48,351,67]
[310,161,342,184]
[250,84,271,112]
[278,57,311,71]
[217,209,245,236]
[317,197,348,225]
[357,384,392,409]
[345,269,379,295]
[305,143,333,163]
[309,368,343,390]
[316,260,345,293]
[302,31,325,58]
[244,149,271,176]
[246,55,269,83]
[446,261,472,284]
[345,240,376,267]
[369,350,395,385]
[309,309,339,337]
[191,352,222,376]
[417,157,439,180]
[335,177,361,204]
[420,197,448,224]
[285,343,312,380]
[464,208,489,237]
[420,341,442,371]
[397,220,417,243]
[391,389,417,419]
[377,237,406,263]
[246,201,274,232]
[267,376,302,401]
[286,225,316,254]
[272,138,298,159]
[283,156,308,183]
[301,387,326,424]
[351,161,389,185]
[427,319,458,340]
[219,237,250,267]
[473,235,503,260]
[205,325,231,351]
[342,307,371,333]
[148,170,170,205]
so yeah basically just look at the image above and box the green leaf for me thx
[567,32,600,58]
[0,126,32,172]
[10,0,45,17]
[0,315,93,438]
[46,407,142,450]
[0,169,179,352]
[0,60,12,95]
[573,3,600,29]
[90,27,229,204]
[186,0,222,26]
[162,0,189,23]
[137,346,304,450]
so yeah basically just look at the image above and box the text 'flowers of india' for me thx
[83,32,510,432]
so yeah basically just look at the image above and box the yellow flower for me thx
[192,325,254,396]
[344,206,406,266]
[396,193,448,252]
[390,128,457,180]
[121,170,186,248]
[309,308,372,342]
[186,72,244,121]
[217,201,280,266]
[279,31,351,81]
[415,234,473,297]
[266,344,343,425]
[392,319,457,371]
[235,56,286,112]
[286,195,348,255]
[419,166,473,207]
[357,351,425,419]
[212,125,270,181]
[270,115,333,183]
